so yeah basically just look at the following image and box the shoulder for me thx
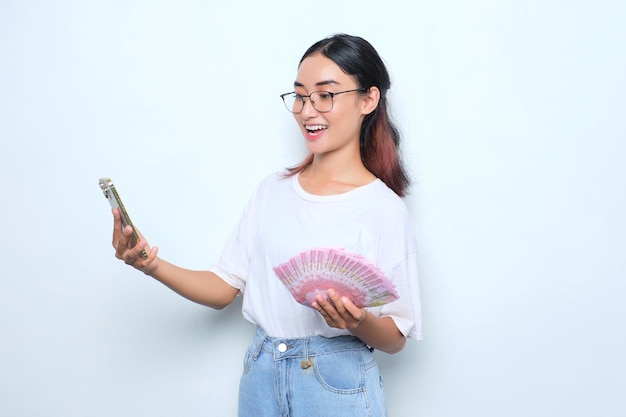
[255,171,292,193]
[367,181,417,247]
[245,171,294,203]
[370,180,412,217]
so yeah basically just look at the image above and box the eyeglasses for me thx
[279,88,369,114]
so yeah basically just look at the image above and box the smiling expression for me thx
[293,53,370,157]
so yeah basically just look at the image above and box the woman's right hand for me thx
[110,209,239,309]
[112,208,159,275]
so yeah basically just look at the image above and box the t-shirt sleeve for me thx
[379,250,423,340]
[208,195,256,291]
[371,197,423,341]
[208,216,249,291]
[208,174,276,291]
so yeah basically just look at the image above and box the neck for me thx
[300,153,376,195]
[307,137,363,178]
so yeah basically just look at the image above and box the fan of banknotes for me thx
[272,247,399,308]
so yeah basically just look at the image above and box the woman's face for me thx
[293,53,369,158]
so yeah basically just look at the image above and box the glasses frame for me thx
[279,87,369,114]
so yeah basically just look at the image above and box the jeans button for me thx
[278,343,287,353]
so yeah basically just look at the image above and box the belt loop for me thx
[300,336,313,369]
[250,326,267,361]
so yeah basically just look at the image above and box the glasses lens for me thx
[310,92,333,112]
[282,93,303,113]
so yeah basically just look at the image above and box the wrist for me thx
[141,257,160,277]
[352,309,368,330]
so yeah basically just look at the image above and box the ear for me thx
[360,86,381,116]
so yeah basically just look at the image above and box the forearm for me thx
[147,258,239,310]
[313,290,406,354]
[350,312,406,354]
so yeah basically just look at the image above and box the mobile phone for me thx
[98,177,148,259]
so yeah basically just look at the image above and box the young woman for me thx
[112,33,422,417]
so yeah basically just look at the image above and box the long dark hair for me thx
[286,34,410,197]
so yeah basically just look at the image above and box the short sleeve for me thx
[208,193,258,291]
[379,250,422,340]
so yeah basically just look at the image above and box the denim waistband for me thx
[249,326,369,362]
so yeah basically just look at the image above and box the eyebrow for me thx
[293,80,340,88]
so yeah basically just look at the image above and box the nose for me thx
[300,96,319,118]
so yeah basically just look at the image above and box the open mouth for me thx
[305,124,328,135]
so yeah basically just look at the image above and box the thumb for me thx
[341,296,366,321]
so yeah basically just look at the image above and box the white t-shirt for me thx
[210,172,422,340]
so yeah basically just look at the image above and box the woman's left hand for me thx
[312,289,366,331]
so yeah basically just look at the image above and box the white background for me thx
[1,1,625,416]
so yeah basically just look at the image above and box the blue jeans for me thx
[238,326,387,417]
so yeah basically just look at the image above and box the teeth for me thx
[306,125,327,131]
